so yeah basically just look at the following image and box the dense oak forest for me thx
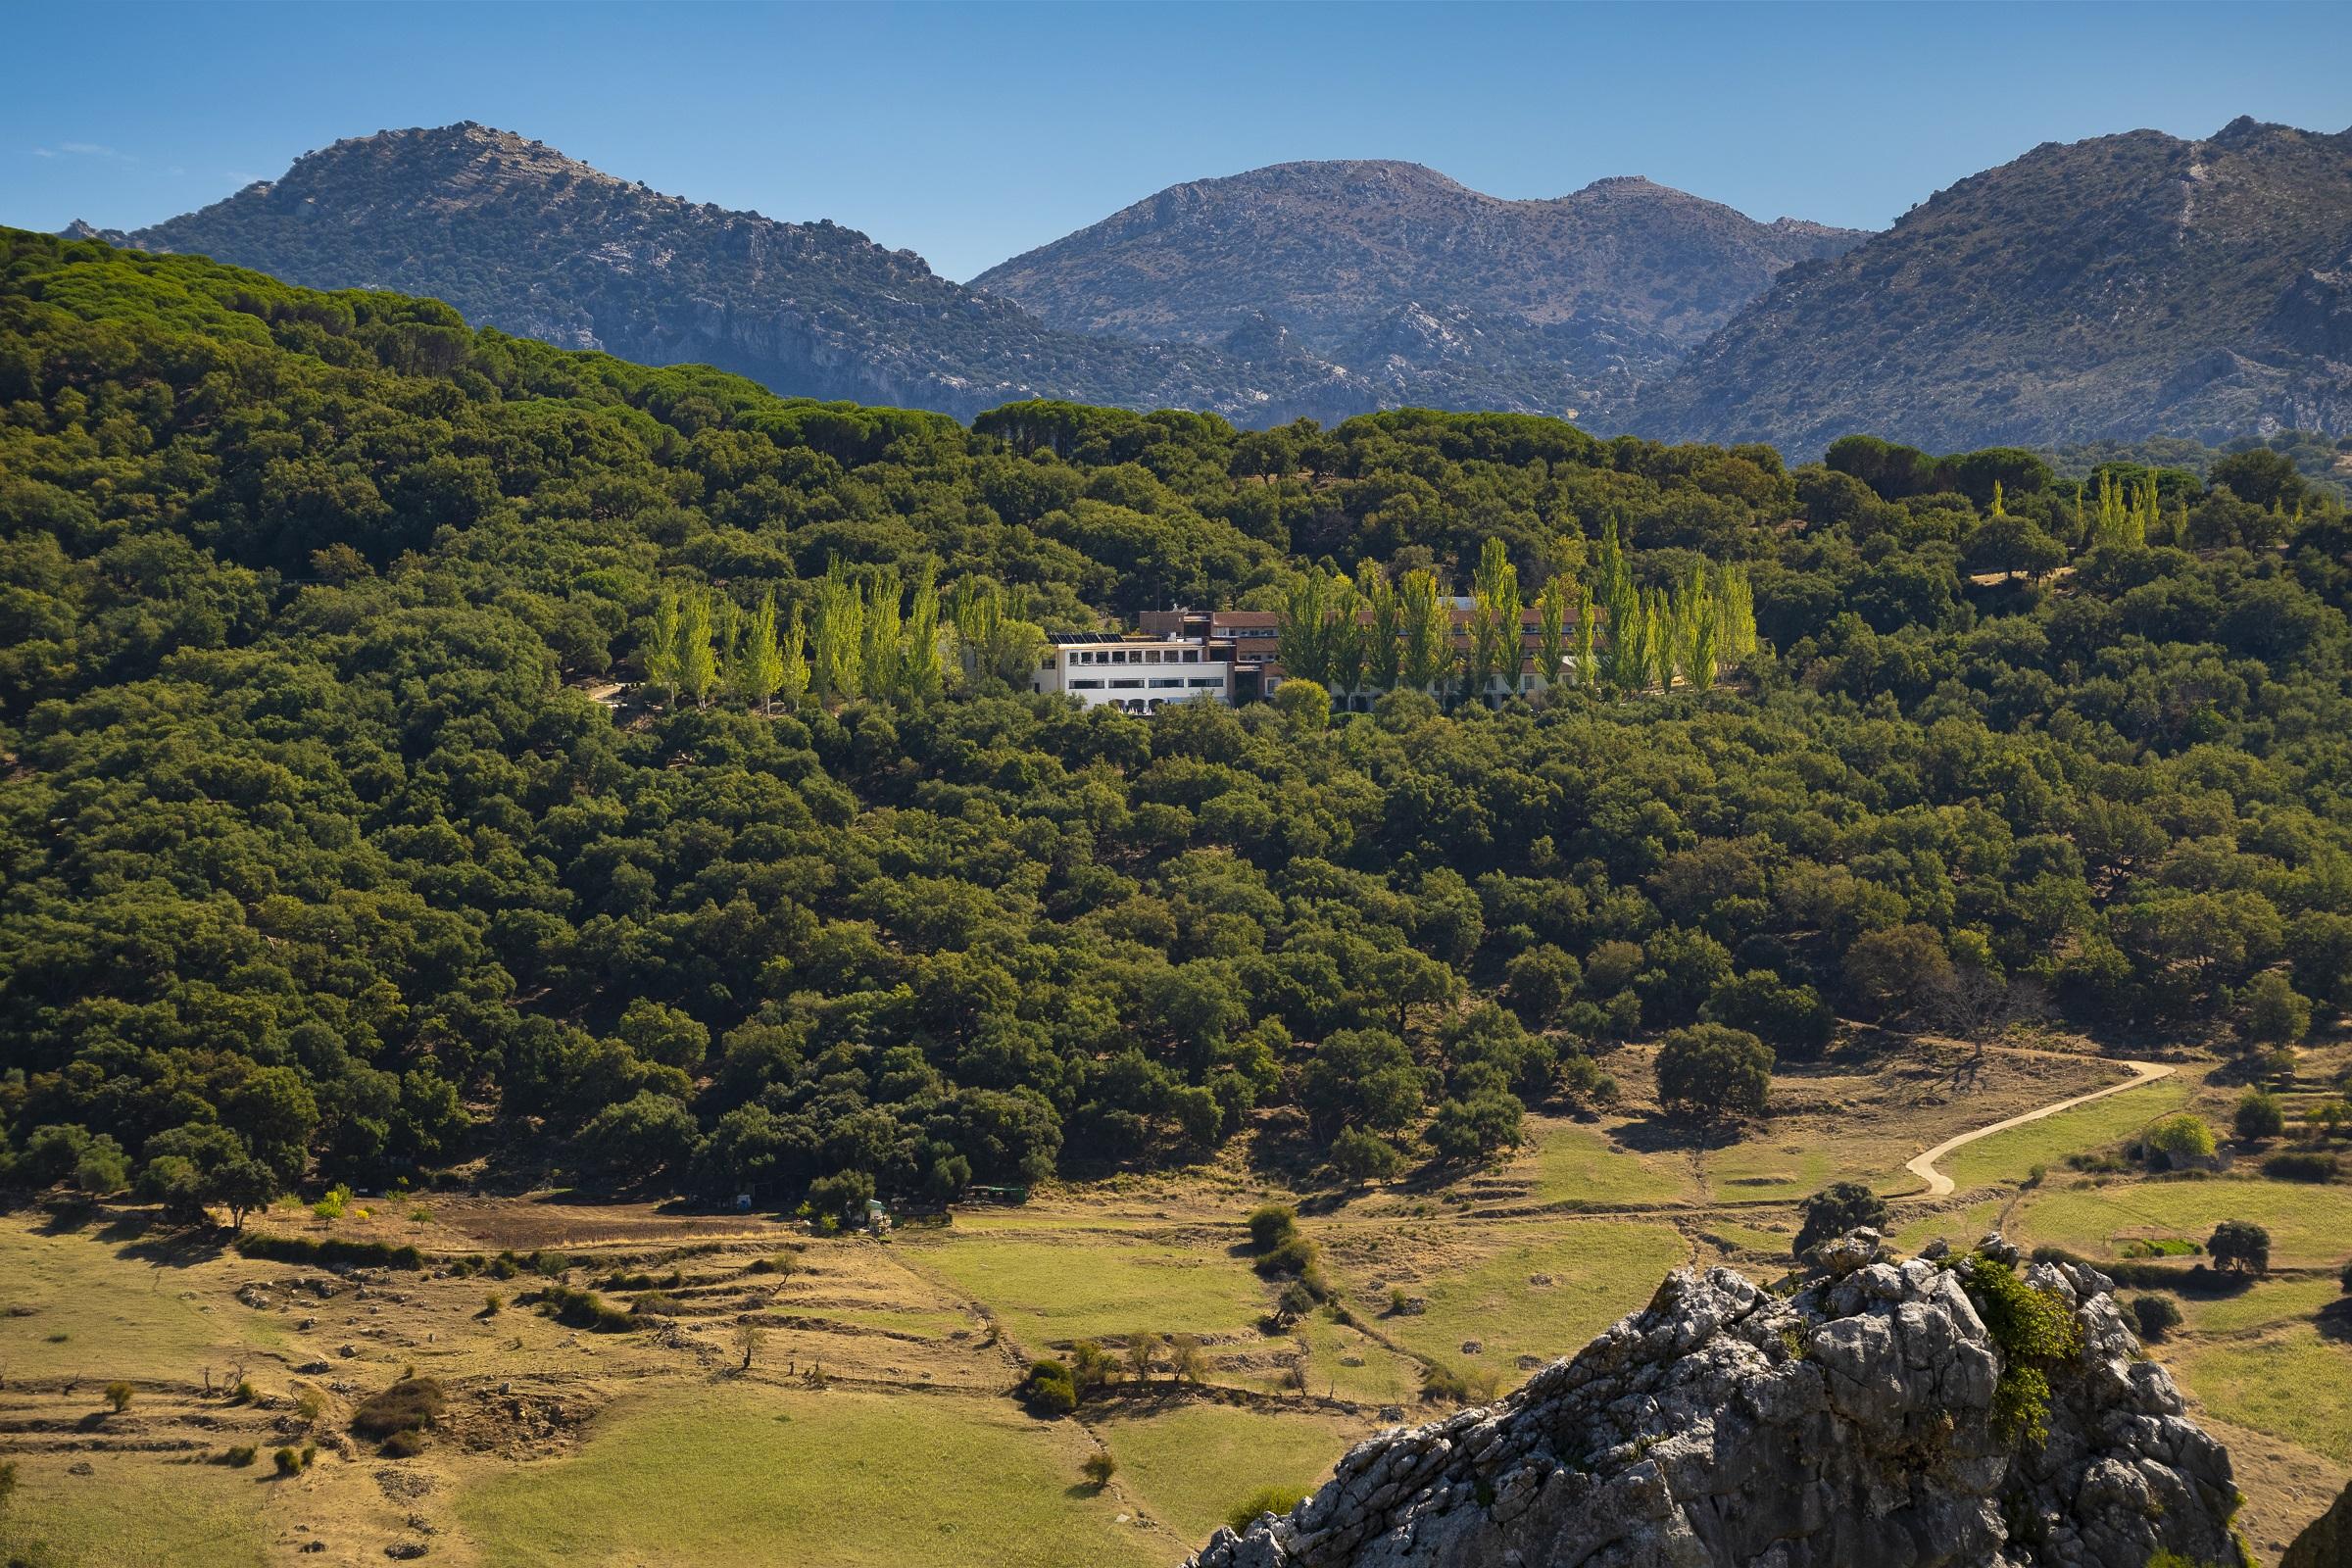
[3,227,2350,1222]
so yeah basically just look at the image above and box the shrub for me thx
[219,1446,258,1467]
[2233,1090,2287,1142]
[2263,1152,2338,1183]
[1965,1255,2082,1447]
[1226,1485,1309,1533]
[482,1293,503,1316]
[746,1252,799,1276]
[1792,1182,1889,1259]
[1247,1204,1298,1250]
[2208,1220,2270,1275]
[273,1446,301,1477]
[1419,1363,1470,1403]
[1254,1236,1318,1279]
[2145,1114,2217,1170]
[349,1376,445,1443]
[229,1380,258,1404]
[233,1234,423,1271]
[2129,1295,2183,1342]
[1274,1280,1317,1321]
[806,1169,876,1231]
[380,1428,426,1458]
[311,1183,352,1221]
[1019,1359,1076,1416]
[295,1387,325,1424]
[102,1382,132,1414]
[1329,1128,1404,1184]
[1653,1025,1772,1120]
[531,1284,635,1332]
[1080,1451,1117,1488]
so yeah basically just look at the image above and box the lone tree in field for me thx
[212,1158,280,1232]
[2233,1090,2286,1142]
[2209,1220,2271,1276]
[1654,1025,1773,1121]
[1793,1182,1890,1259]
[104,1381,133,1414]
[735,1320,765,1373]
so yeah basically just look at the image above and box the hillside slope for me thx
[92,122,1368,423]
[973,159,1863,418]
[1631,118,2352,455]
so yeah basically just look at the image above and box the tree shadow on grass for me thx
[117,1222,230,1269]
[2319,1297,2352,1345]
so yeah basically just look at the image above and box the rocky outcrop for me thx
[2284,1480,2352,1568]
[1189,1232,2247,1568]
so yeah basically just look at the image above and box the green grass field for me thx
[0,1217,283,1381]
[2174,1275,2345,1335]
[1522,1123,1699,1207]
[1288,1309,1423,1404]
[2173,1324,2352,1464]
[1097,1404,1359,1543]
[1936,1075,2193,1192]
[1351,1221,1689,1384]
[0,1450,274,1568]
[907,1234,1270,1348]
[1700,1141,1919,1203]
[2010,1179,2352,1269]
[456,1387,1161,1568]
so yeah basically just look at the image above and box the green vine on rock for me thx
[1966,1255,2082,1449]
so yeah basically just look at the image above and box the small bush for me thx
[228,1380,258,1404]
[530,1284,635,1332]
[2130,1295,2183,1342]
[629,1289,681,1317]
[1246,1203,1298,1250]
[1019,1359,1076,1416]
[1253,1235,1318,1279]
[2263,1152,2338,1183]
[1420,1363,1470,1403]
[1081,1452,1116,1488]
[746,1252,799,1277]
[219,1446,258,1467]
[102,1381,132,1413]
[295,1387,325,1424]
[1225,1485,1309,1533]
[482,1293,503,1316]
[379,1428,426,1458]
[272,1446,301,1477]
[349,1376,445,1443]
[234,1234,423,1271]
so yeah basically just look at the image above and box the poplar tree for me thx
[1572,580,1596,688]
[1359,561,1403,690]
[902,561,944,704]
[1469,537,1521,700]
[780,604,810,702]
[644,587,684,708]
[1399,569,1452,696]
[860,565,904,702]
[741,592,784,713]
[677,590,717,709]
[1535,574,1569,693]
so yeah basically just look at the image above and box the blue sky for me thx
[7,1,2351,282]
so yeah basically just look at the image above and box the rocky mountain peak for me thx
[1190,1231,2247,1568]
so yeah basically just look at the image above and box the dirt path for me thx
[1902,1058,2175,1198]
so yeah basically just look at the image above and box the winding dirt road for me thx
[1903,1058,2177,1198]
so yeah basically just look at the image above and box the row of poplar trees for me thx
[1276,527,1758,701]
[640,564,1045,711]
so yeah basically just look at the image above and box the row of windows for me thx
[1059,647,1210,665]
[1067,676,1228,691]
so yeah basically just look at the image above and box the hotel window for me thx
[1188,677,1222,688]
[1110,678,1143,689]
[1150,677,1184,689]
[1070,679,1102,690]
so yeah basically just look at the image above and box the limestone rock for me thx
[1187,1232,2247,1568]
[2284,1480,2352,1568]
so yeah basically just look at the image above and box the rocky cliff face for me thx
[1629,118,2352,455]
[973,160,1864,421]
[2285,1480,2352,1568]
[1190,1232,2247,1568]
[93,123,1370,426]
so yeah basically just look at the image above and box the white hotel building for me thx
[1030,632,1235,712]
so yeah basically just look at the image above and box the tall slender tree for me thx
[1359,560,1403,691]
[740,592,784,713]
[1399,569,1452,697]
[678,590,717,709]
[644,587,684,708]
[1469,537,1521,701]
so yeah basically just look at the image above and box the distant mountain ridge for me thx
[1629,117,2352,453]
[90,122,1371,424]
[971,158,1866,418]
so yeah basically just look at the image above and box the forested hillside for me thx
[3,227,2350,1223]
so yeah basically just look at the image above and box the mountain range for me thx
[68,118,2352,453]
[970,159,1863,418]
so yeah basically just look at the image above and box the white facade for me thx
[1031,635,1233,712]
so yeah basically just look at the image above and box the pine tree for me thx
[677,591,717,709]
[741,592,784,714]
